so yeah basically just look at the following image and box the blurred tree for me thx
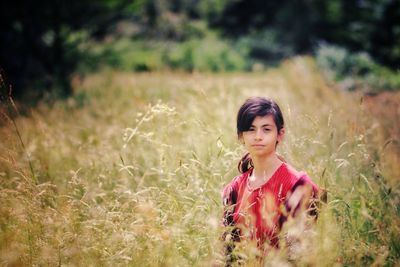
[373,0,400,68]
[312,0,400,68]
[0,0,127,100]
[213,0,400,68]
[1,0,397,102]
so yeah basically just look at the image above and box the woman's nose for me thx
[255,129,262,140]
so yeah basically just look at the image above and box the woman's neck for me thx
[251,153,282,181]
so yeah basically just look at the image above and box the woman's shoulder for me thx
[222,171,248,192]
[281,163,319,193]
[282,162,305,178]
[221,170,250,204]
[282,163,319,196]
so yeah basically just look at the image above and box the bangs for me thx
[237,105,275,133]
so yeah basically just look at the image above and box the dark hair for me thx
[237,97,285,173]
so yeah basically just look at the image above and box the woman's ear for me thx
[239,133,244,145]
[277,128,285,143]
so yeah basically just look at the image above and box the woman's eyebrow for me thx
[250,123,273,127]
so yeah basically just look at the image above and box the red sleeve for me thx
[221,176,240,226]
[285,174,319,218]
[296,174,319,197]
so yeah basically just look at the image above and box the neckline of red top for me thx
[246,162,286,192]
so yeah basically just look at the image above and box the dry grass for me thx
[0,57,399,266]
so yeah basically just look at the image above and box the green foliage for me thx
[197,0,229,22]
[164,38,247,72]
[316,44,400,93]
[2,0,400,103]
[236,29,295,65]
[0,0,125,99]
[77,37,248,73]
[2,0,399,101]
[214,0,400,69]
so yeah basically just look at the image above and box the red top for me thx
[222,162,319,247]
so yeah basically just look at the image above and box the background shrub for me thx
[316,44,400,93]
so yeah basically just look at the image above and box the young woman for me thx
[222,97,320,264]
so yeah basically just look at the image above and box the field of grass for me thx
[1,57,399,266]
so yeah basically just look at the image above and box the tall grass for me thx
[0,57,399,266]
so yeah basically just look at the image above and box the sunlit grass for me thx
[0,57,399,266]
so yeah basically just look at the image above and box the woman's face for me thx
[239,115,284,158]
